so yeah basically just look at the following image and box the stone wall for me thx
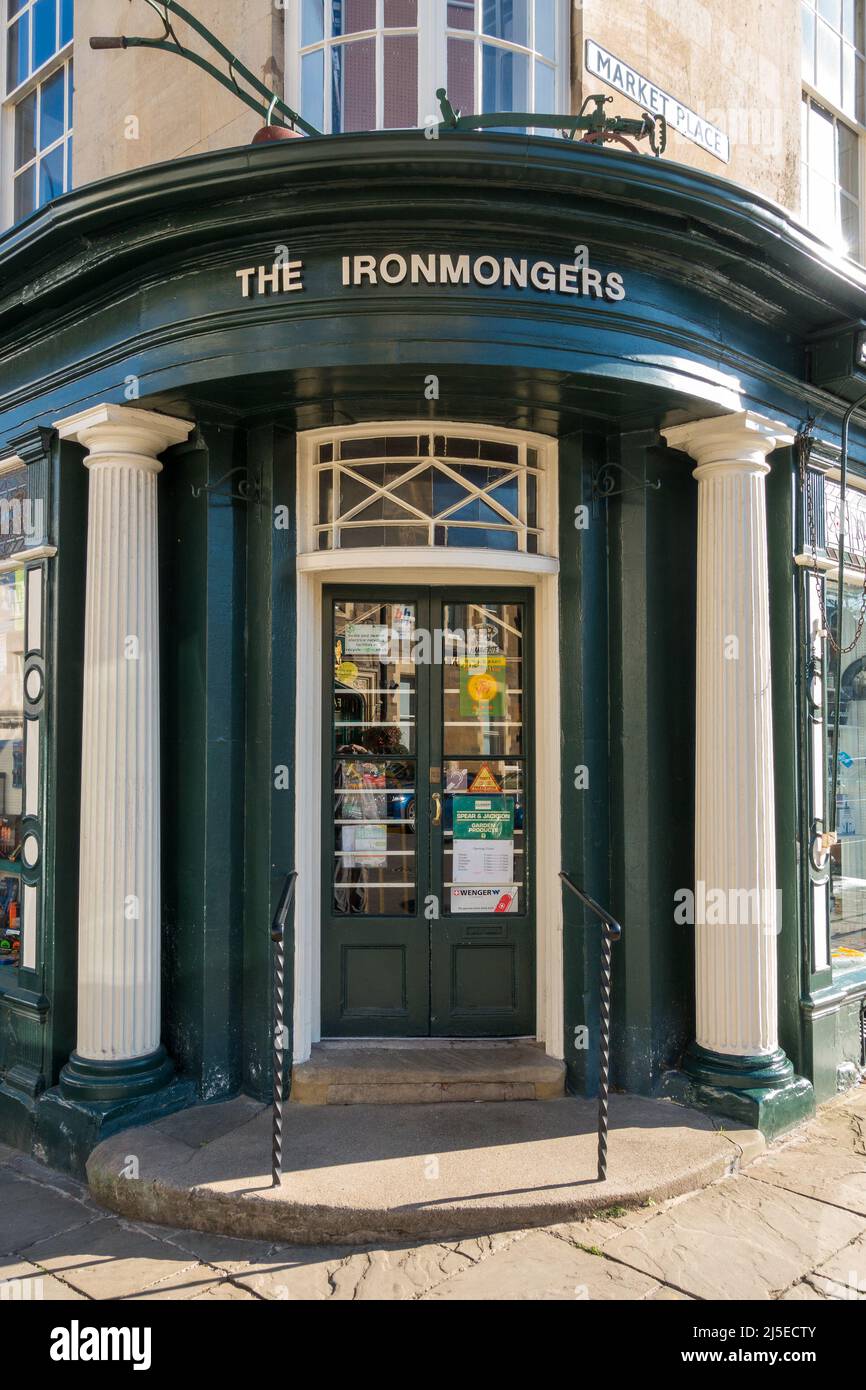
[572,0,801,210]
[72,1,801,212]
[73,0,283,186]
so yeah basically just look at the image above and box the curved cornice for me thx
[1,131,865,336]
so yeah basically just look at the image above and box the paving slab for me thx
[0,1256,88,1301]
[20,1215,216,1301]
[87,1094,762,1246]
[0,1168,100,1257]
[602,1173,866,1301]
[744,1134,866,1215]
[419,1228,667,1300]
[812,1227,866,1297]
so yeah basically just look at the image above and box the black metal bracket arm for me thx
[190,468,261,504]
[592,461,662,502]
[90,0,321,136]
[436,88,667,156]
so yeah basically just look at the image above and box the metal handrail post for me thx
[559,872,623,1181]
[271,871,297,1187]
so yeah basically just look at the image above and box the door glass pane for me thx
[332,601,417,915]
[441,603,526,916]
[442,761,526,914]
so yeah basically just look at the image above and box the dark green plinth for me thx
[60,1045,175,1102]
[666,1043,815,1140]
[33,1076,197,1179]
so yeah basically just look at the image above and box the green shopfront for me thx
[0,132,863,1173]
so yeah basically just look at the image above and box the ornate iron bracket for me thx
[436,89,667,156]
[592,461,662,501]
[190,467,260,504]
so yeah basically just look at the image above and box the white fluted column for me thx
[663,411,794,1079]
[55,404,193,1101]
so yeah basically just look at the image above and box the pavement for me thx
[0,1082,863,1299]
[85,1092,765,1244]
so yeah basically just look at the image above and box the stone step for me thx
[291,1040,566,1105]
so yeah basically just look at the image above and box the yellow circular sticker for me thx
[467,672,499,704]
[336,660,359,684]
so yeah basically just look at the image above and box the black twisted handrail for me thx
[560,872,623,1181]
[270,871,298,1187]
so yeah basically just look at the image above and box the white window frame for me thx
[1,0,73,230]
[285,0,570,135]
[297,420,558,560]
[802,84,865,259]
[292,418,562,1064]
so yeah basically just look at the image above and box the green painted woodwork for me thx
[0,133,864,1162]
[160,422,248,1101]
[243,425,296,1100]
[558,433,610,1097]
[606,432,696,1094]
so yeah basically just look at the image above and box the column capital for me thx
[54,403,193,472]
[662,410,795,478]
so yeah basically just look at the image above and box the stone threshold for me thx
[290,1040,566,1104]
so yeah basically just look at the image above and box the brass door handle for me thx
[431,792,442,825]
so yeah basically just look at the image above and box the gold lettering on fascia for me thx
[236,251,627,302]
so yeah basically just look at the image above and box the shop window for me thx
[313,430,543,552]
[0,566,24,973]
[4,0,73,226]
[290,0,566,134]
[822,477,866,971]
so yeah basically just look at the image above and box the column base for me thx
[60,1045,175,1103]
[668,1043,815,1140]
[32,1076,197,1179]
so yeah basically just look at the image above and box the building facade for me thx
[0,0,865,1173]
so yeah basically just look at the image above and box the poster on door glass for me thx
[452,796,514,883]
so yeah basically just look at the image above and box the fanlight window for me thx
[315,432,543,552]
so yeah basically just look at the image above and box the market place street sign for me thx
[585,37,730,164]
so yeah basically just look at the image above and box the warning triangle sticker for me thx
[469,763,502,793]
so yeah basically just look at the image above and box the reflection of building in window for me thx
[315,431,543,552]
[4,0,74,226]
[291,0,565,135]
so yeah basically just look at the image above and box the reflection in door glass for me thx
[332,600,417,914]
[440,603,526,916]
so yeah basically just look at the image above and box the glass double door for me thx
[322,586,535,1036]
